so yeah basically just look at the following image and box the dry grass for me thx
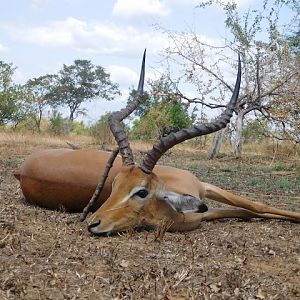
[0,131,94,156]
[1,132,300,299]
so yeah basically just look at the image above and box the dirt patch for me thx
[1,136,300,299]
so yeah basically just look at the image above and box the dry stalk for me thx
[80,147,119,221]
[153,219,174,241]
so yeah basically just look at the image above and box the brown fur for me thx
[15,149,200,212]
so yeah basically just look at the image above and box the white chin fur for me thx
[89,225,113,235]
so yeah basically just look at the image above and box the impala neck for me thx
[140,199,204,232]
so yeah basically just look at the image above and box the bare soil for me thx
[1,135,300,299]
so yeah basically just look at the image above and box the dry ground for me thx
[0,132,300,299]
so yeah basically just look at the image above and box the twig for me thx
[66,142,80,150]
[80,148,119,222]
[269,139,278,167]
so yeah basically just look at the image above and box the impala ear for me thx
[157,191,208,213]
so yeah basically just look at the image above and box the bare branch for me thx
[169,50,234,92]
[80,148,119,222]
[174,91,228,109]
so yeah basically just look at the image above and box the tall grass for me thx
[1,130,299,159]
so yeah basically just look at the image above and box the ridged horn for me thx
[108,49,146,166]
[140,54,241,173]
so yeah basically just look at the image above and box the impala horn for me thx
[140,54,241,173]
[108,49,146,165]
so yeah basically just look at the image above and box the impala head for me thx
[88,50,241,236]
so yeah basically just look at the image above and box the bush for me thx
[131,101,194,140]
[70,120,88,136]
[48,110,68,135]
[89,113,114,145]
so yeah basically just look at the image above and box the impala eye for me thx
[135,189,149,198]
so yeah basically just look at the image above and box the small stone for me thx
[210,284,221,293]
[256,289,266,299]
[119,260,129,268]
[234,288,240,296]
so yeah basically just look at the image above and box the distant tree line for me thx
[0,59,120,134]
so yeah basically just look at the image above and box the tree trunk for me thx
[67,110,74,134]
[36,109,42,132]
[208,128,226,159]
[234,112,244,158]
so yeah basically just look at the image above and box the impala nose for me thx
[88,220,101,232]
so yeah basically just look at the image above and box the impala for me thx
[15,50,300,236]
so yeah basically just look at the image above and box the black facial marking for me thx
[197,202,208,213]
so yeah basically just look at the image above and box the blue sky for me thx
[0,0,269,124]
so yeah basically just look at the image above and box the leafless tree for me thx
[159,0,300,157]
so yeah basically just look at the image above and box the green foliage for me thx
[242,120,268,143]
[279,178,292,190]
[0,85,28,127]
[0,89,18,125]
[127,89,151,117]
[272,165,285,171]
[0,61,16,90]
[131,99,194,140]
[70,120,88,136]
[248,178,260,186]
[130,76,196,140]
[89,113,115,145]
[247,175,294,191]
[14,116,40,133]
[0,61,27,127]
[48,110,68,135]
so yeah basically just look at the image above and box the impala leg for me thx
[168,207,299,232]
[202,183,300,222]
[201,208,299,222]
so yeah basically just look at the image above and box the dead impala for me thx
[15,50,300,236]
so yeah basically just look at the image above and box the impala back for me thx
[14,149,123,212]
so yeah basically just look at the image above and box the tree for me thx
[24,74,57,132]
[161,0,300,157]
[207,128,226,159]
[0,61,15,90]
[0,61,28,127]
[49,60,120,132]
[0,61,15,125]
[0,85,28,127]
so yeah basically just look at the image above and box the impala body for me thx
[14,50,300,235]
[14,148,206,213]
[15,147,300,235]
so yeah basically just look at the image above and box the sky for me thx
[0,0,268,125]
